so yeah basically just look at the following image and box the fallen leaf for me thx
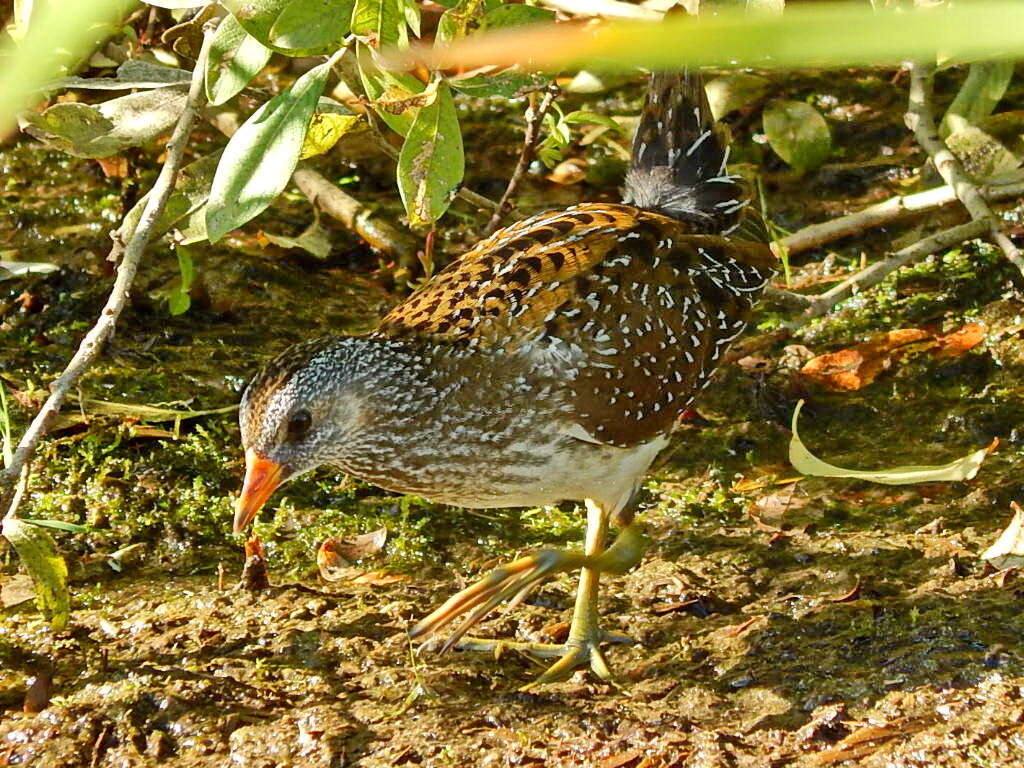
[316,538,353,582]
[722,615,764,637]
[547,157,587,185]
[351,569,405,586]
[931,322,986,359]
[790,400,995,485]
[1,574,36,607]
[336,527,388,561]
[599,749,642,768]
[981,501,1024,569]
[800,329,932,391]
[829,579,861,603]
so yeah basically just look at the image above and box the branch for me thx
[782,219,991,332]
[0,26,217,518]
[484,84,560,235]
[905,61,1024,278]
[780,175,1024,255]
[291,164,420,268]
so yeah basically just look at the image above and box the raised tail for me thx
[622,71,748,235]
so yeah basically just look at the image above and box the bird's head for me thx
[233,336,368,534]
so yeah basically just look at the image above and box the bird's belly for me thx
[362,431,670,513]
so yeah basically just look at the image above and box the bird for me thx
[232,70,776,687]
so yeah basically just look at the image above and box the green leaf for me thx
[940,60,1014,138]
[168,246,195,316]
[705,73,771,120]
[564,110,621,131]
[1,517,70,630]
[262,217,333,258]
[222,0,345,55]
[789,400,992,484]
[118,150,223,244]
[206,61,332,242]
[480,4,554,29]
[20,86,189,159]
[397,80,464,227]
[49,60,191,91]
[435,0,486,46]
[206,13,272,106]
[356,43,425,136]
[22,518,92,534]
[450,69,550,98]
[763,99,831,173]
[351,0,406,47]
[945,126,1020,182]
[270,0,355,50]
[300,101,362,159]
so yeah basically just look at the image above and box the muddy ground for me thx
[3,66,1024,766]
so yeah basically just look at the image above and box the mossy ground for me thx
[2,68,1024,766]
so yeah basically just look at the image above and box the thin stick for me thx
[484,84,560,235]
[291,165,420,268]
[0,27,216,518]
[780,176,1024,256]
[782,219,991,332]
[905,61,1024,277]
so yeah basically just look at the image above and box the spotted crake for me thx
[233,70,775,687]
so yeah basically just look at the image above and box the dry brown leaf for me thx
[829,579,861,603]
[931,322,986,359]
[547,157,588,185]
[722,615,764,637]
[96,155,128,178]
[316,538,353,582]
[599,749,643,768]
[800,329,932,391]
[1,574,36,608]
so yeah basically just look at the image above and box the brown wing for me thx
[374,203,655,348]
[375,202,775,447]
[540,228,774,447]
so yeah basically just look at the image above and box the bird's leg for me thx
[411,499,646,686]
[522,498,620,688]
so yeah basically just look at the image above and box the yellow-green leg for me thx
[523,499,617,688]
[411,499,647,687]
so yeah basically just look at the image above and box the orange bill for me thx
[233,449,284,534]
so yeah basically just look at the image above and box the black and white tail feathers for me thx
[623,71,750,236]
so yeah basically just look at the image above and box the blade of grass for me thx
[390,2,1024,73]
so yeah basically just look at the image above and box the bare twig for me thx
[762,285,812,309]
[905,61,1024,277]
[292,165,420,268]
[780,176,1024,255]
[782,219,991,332]
[484,85,560,235]
[0,26,217,518]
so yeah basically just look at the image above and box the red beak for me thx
[233,449,284,534]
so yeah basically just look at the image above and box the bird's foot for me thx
[409,547,588,652]
[432,631,635,690]
[409,524,646,652]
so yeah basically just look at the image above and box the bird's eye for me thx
[287,409,312,442]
